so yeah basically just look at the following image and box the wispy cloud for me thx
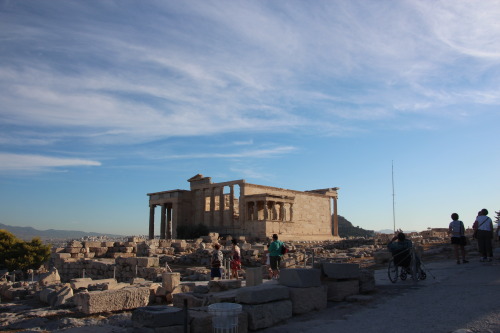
[160,146,297,160]
[0,153,101,172]
[1,0,499,165]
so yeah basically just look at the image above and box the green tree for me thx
[0,229,51,271]
[495,210,500,224]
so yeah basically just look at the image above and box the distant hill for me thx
[337,215,375,238]
[0,223,124,242]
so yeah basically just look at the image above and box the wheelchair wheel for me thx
[388,260,398,283]
[418,270,427,280]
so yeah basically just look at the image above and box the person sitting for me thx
[387,232,415,270]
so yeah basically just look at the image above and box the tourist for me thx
[210,243,223,280]
[230,239,241,279]
[473,208,494,262]
[268,234,284,280]
[448,213,468,264]
[387,231,422,273]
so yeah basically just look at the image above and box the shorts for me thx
[451,236,466,246]
[270,255,281,270]
[211,267,221,278]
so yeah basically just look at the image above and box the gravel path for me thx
[259,258,500,333]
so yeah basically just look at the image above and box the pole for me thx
[392,160,396,232]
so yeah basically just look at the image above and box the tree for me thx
[0,229,51,271]
[495,210,500,224]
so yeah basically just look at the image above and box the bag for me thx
[280,243,288,255]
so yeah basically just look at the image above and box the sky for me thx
[0,0,499,237]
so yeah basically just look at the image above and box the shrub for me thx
[0,229,51,271]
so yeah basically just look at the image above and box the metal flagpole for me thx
[392,160,396,232]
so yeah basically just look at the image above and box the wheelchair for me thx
[387,247,427,283]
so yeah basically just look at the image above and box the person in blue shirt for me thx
[268,234,284,280]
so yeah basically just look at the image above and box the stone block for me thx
[245,267,263,287]
[325,280,359,301]
[53,285,73,306]
[83,241,101,248]
[243,300,292,330]
[207,279,241,292]
[131,305,184,328]
[236,284,289,305]
[172,292,204,308]
[162,272,181,293]
[359,269,375,293]
[137,257,159,267]
[39,268,61,286]
[373,250,392,264]
[289,286,327,315]
[74,286,150,314]
[54,253,71,259]
[321,263,360,280]
[70,278,93,290]
[279,268,321,288]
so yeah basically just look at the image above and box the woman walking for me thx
[230,239,241,279]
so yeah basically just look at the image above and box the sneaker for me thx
[462,260,469,264]
[480,257,487,262]
[487,258,492,262]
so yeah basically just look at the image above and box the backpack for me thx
[280,243,288,255]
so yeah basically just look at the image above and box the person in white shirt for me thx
[448,213,468,264]
[473,208,494,262]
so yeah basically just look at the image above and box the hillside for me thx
[337,215,374,238]
[0,223,124,242]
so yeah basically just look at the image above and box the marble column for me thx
[149,205,156,240]
[167,206,172,239]
[219,187,225,226]
[210,187,215,226]
[160,205,166,240]
[229,185,235,226]
[333,197,339,237]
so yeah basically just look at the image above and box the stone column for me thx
[172,202,179,239]
[167,206,172,239]
[264,201,269,220]
[210,187,215,226]
[253,201,258,221]
[229,185,235,226]
[160,205,166,240]
[333,197,339,237]
[280,203,286,221]
[272,202,277,220]
[148,205,155,240]
[289,203,294,222]
[219,186,225,226]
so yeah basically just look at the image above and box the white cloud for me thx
[0,153,101,172]
[160,146,297,160]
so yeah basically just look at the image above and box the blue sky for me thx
[0,0,499,236]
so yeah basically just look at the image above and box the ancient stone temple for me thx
[147,174,339,241]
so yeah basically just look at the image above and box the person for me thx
[473,208,494,262]
[448,213,468,264]
[387,231,421,272]
[230,239,241,279]
[268,234,284,280]
[210,243,223,280]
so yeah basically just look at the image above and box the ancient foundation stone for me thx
[289,285,327,314]
[325,280,359,301]
[74,286,150,314]
[131,305,185,328]
[236,284,289,304]
[279,268,321,288]
[321,263,360,280]
[243,300,292,330]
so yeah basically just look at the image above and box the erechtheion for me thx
[147,174,339,241]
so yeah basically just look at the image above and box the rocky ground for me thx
[1,240,498,333]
